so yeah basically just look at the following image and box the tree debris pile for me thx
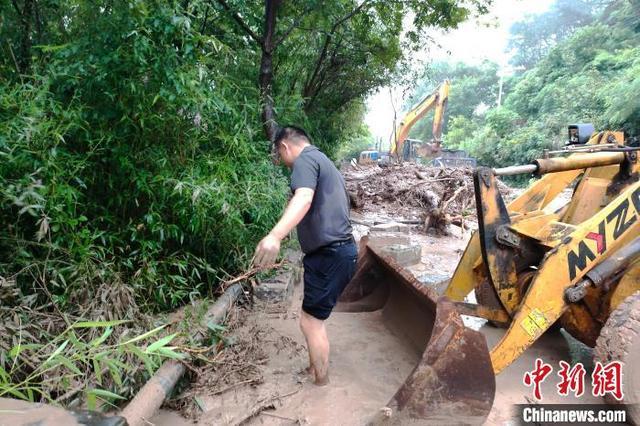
[344,164,512,233]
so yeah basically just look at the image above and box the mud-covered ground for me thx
[154,229,598,426]
[153,167,591,425]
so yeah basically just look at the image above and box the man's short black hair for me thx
[273,125,311,148]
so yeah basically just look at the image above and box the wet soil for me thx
[154,222,600,426]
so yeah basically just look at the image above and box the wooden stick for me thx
[220,260,286,291]
[212,378,257,395]
[262,412,298,421]
[237,387,302,425]
[441,185,467,213]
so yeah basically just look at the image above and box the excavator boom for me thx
[390,80,450,159]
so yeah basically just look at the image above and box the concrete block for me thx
[371,222,410,233]
[380,244,422,266]
[255,269,297,302]
[367,231,410,249]
[417,273,451,295]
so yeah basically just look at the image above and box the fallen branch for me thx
[262,412,298,422]
[219,260,286,292]
[441,185,467,213]
[212,377,259,395]
[238,387,302,425]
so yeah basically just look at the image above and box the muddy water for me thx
[155,283,597,425]
[248,308,419,425]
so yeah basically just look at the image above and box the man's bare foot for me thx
[314,372,329,386]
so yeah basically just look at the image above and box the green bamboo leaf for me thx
[93,358,103,386]
[86,390,97,411]
[158,347,186,360]
[106,361,123,387]
[129,345,156,376]
[72,320,130,328]
[43,340,69,366]
[207,322,225,332]
[0,385,28,400]
[119,324,167,346]
[67,331,81,347]
[89,388,126,400]
[9,343,43,358]
[58,357,83,376]
[109,358,128,370]
[89,327,114,347]
[145,333,177,354]
[0,366,9,381]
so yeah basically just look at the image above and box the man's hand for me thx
[253,233,281,267]
[253,187,313,269]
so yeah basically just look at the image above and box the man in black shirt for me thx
[254,126,356,385]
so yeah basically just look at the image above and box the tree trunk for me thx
[12,0,33,74]
[259,0,281,142]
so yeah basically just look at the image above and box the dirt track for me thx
[154,221,599,426]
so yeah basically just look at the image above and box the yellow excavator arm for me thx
[390,80,450,157]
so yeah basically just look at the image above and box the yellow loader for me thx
[338,125,640,424]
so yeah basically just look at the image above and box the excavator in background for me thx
[388,80,475,167]
[390,80,450,162]
[358,80,474,166]
[338,125,640,424]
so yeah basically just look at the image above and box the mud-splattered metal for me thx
[337,242,495,425]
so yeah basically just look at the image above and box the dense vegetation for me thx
[0,0,488,407]
[406,0,640,170]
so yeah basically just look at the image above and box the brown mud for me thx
[154,229,599,426]
[153,168,594,425]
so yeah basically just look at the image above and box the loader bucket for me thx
[336,243,495,425]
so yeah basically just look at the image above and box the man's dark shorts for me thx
[302,240,357,320]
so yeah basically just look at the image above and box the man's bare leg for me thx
[300,333,315,379]
[300,310,330,385]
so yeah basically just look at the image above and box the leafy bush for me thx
[0,318,182,408]
[0,3,289,314]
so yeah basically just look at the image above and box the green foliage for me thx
[445,115,481,149]
[485,107,519,139]
[406,0,640,173]
[404,60,500,141]
[0,319,182,408]
[507,0,600,70]
[336,134,377,162]
[263,0,490,156]
[0,0,492,406]
[335,119,377,161]
[0,2,289,313]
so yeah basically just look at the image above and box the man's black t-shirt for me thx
[290,145,352,254]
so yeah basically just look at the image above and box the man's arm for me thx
[253,187,314,267]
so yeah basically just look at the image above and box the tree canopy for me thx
[507,0,601,70]
[0,0,490,315]
[404,0,639,177]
